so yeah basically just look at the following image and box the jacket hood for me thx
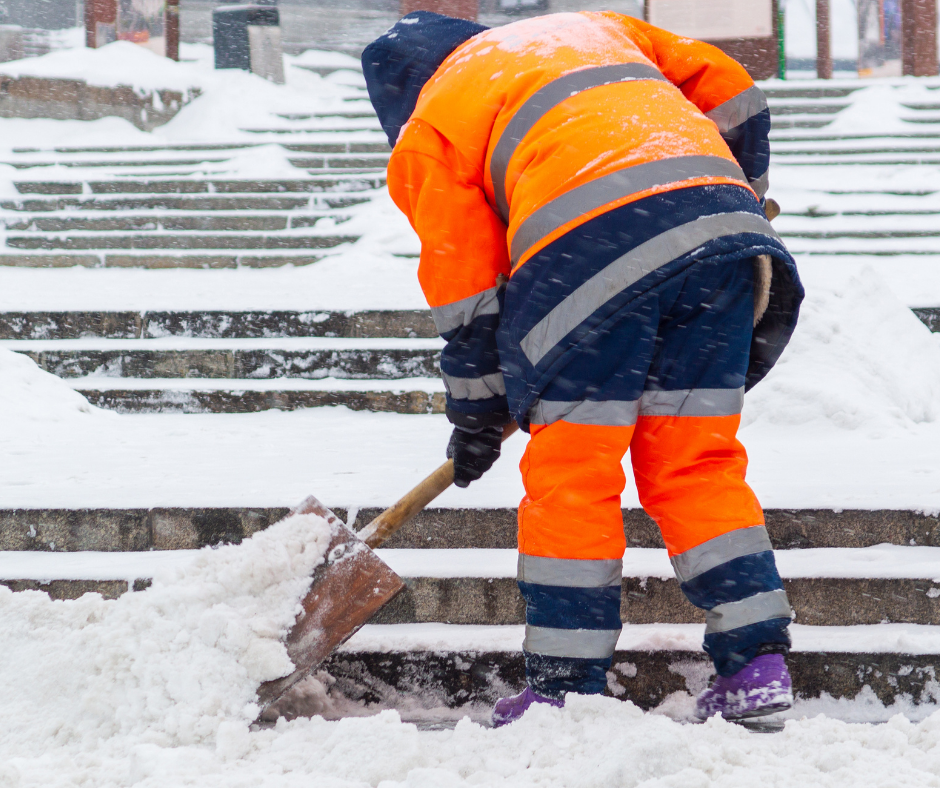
[362,11,488,148]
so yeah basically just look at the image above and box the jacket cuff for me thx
[446,406,511,429]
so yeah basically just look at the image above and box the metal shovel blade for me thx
[255,495,406,712]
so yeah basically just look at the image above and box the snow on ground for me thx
[0,508,334,785]
[7,675,940,787]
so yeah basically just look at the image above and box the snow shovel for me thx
[256,422,520,712]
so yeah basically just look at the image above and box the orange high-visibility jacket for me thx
[372,12,800,428]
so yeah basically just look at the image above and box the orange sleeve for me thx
[387,118,511,309]
[604,14,756,116]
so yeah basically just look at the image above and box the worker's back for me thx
[401,12,755,270]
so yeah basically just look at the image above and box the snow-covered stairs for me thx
[0,309,443,414]
[3,75,940,717]
[3,505,940,711]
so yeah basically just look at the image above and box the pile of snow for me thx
[0,347,107,422]
[0,40,209,95]
[0,41,364,151]
[0,510,330,759]
[743,267,940,432]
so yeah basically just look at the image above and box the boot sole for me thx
[721,699,793,721]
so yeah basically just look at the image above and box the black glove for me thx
[446,425,503,488]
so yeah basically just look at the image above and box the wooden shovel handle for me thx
[357,421,519,549]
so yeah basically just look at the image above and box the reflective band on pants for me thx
[639,388,744,418]
[510,156,747,265]
[490,62,670,223]
[524,625,621,659]
[705,589,792,634]
[520,211,779,366]
[429,286,501,335]
[529,398,640,426]
[670,525,772,584]
[441,371,506,400]
[518,554,622,588]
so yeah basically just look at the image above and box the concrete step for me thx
[767,102,850,116]
[3,306,933,341]
[763,86,862,99]
[12,176,386,195]
[74,378,446,414]
[4,232,358,251]
[0,310,437,340]
[4,547,940,628]
[1,213,356,232]
[0,251,336,268]
[3,153,388,172]
[1,506,935,552]
[5,338,443,379]
[0,194,372,212]
[772,142,940,156]
[771,130,940,143]
[323,625,940,712]
[10,141,389,155]
[1,307,936,342]
[776,153,940,166]
[769,117,834,130]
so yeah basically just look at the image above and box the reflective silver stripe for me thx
[520,211,778,366]
[705,589,792,635]
[490,63,671,222]
[671,525,773,584]
[524,625,621,659]
[638,387,744,418]
[750,169,769,199]
[429,287,501,336]
[441,371,506,400]
[705,85,768,135]
[518,554,622,588]
[529,398,639,426]
[510,156,748,265]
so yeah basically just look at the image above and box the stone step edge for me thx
[0,310,437,340]
[1,507,936,553]
[76,385,446,415]
[0,309,934,341]
[322,646,940,712]
[5,573,940,628]
[0,253,333,269]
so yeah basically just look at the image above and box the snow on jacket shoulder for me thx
[365,11,802,428]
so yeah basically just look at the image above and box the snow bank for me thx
[743,267,940,431]
[0,510,330,760]
[0,41,209,94]
[0,347,107,422]
[0,40,366,149]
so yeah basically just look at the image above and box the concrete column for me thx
[901,0,939,76]
[165,0,180,61]
[816,0,832,79]
[399,0,479,22]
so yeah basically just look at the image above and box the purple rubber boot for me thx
[695,653,793,721]
[492,687,564,727]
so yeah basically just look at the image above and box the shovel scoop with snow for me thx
[256,423,520,712]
